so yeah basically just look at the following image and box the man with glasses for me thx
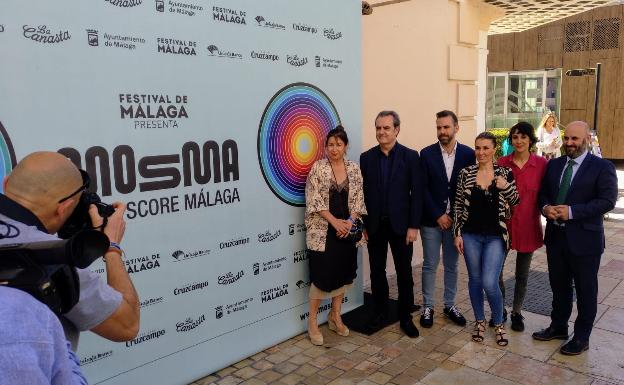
[0,151,139,350]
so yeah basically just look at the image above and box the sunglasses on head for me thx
[58,169,90,203]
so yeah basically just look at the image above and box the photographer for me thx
[0,151,140,349]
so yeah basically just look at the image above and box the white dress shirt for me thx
[439,141,457,213]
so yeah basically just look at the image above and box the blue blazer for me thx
[538,153,617,256]
[420,142,475,227]
[360,142,423,236]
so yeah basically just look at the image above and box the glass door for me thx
[486,69,561,130]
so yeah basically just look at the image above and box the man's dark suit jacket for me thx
[419,142,475,228]
[360,142,423,236]
[538,153,617,256]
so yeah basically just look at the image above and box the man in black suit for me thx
[419,110,474,328]
[533,121,617,355]
[360,110,423,337]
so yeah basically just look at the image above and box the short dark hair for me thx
[508,121,537,148]
[436,110,458,125]
[475,131,497,147]
[375,110,400,127]
[325,125,349,146]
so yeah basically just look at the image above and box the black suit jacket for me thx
[419,142,475,227]
[360,142,423,236]
[538,153,617,256]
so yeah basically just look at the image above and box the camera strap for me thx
[98,216,108,231]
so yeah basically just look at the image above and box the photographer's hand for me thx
[88,202,140,342]
[89,202,126,244]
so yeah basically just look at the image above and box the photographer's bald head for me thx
[3,151,83,234]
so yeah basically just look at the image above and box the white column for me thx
[476,30,489,133]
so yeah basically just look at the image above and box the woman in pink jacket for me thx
[496,122,547,332]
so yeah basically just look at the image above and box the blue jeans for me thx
[462,233,506,324]
[421,226,458,308]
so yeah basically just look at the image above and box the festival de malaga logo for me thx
[0,122,17,194]
[257,83,340,206]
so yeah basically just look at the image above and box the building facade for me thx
[488,4,624,159]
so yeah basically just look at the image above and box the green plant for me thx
[487,128,509,158]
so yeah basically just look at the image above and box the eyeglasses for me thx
[58,169,90,203]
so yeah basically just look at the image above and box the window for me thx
[486,69,561,130]
[508,74,543,113]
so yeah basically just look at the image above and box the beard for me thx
[438,134,453,145]
[565,139,588,158]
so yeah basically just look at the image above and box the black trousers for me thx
[498,251,534,313]
[547,227,601,342]
[367,218,414,321]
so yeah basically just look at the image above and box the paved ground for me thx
[190,166,624,385]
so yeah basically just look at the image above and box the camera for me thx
[0,229,110,314]
[58,190,116,239]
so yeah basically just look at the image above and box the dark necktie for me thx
[555,159,575,204]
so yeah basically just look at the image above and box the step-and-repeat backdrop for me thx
[0,1,362,384]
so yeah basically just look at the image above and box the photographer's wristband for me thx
[104,242,124,261]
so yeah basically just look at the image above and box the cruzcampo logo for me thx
[0,122,17,193]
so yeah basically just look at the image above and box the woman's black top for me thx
[462,184,501,236]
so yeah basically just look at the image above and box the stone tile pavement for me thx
[189,165,624,385]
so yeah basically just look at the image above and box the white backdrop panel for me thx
[0,1,362,384]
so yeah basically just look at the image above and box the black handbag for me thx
[344,217,363,243]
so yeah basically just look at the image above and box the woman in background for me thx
[536,113,562,160]
[453,132,519,346]
[497,122,547,332]
[304,126,366,346]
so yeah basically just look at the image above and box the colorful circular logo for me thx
[0,122,16,193]
[258,83,341,206]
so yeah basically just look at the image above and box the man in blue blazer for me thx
[360,110,423,337]
[533,121,617,355]
[419,110,475,328]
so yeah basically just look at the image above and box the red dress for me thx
[497,153,547,252]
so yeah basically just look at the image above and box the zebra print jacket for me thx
[452,164,520,249]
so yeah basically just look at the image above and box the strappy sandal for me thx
[494,324,509,346]
[472,320,486,342]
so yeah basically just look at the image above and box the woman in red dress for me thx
[496,122,547,332]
